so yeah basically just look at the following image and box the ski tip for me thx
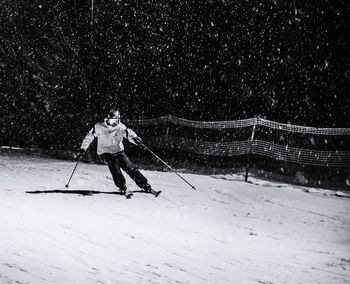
[155,191,162,197]
[125,192,134,199]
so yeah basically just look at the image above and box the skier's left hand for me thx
[76,148,86,159]
[133,136,142,145]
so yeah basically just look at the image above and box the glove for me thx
[133,136,142,145]
[77,148,86,158]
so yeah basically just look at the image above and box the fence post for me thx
[245,116,258,182]
[165,115,170,145]
[161,115,171,171]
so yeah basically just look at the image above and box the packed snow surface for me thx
[0,153,349,284]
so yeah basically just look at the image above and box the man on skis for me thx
[79,108,161,199]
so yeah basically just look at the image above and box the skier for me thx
[79,108,161,199]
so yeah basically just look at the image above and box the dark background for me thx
[1,0,349,150]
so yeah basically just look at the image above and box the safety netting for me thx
[127,115,350,189]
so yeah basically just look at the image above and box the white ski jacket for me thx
[80,120,138,155]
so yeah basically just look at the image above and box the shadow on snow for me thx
[25,189,150,196]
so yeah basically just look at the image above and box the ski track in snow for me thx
[0,153,350,284]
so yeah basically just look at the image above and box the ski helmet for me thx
[107,108,121,119]
[107,108,121,126]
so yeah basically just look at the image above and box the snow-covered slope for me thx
[0,153,349,284]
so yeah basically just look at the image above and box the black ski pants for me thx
[100,151,148,190]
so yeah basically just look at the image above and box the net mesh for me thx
[128,115,350,167]
[259,118,350,135]
[130,115,256,128]
[251,140,350,167]
[127,115,350,189]
[146,135,251,156]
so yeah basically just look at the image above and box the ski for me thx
[125,191,134,199]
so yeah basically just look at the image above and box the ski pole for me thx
[139,142,197,190]
[65,153,83,188]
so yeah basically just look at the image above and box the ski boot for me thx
[120,186,133,199]
[144,184,161,197]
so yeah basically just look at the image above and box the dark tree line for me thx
[1,0,349,150]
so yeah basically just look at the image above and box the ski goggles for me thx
[109,111,120,118]
[108,117,120,123]
[108,115,120,125]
